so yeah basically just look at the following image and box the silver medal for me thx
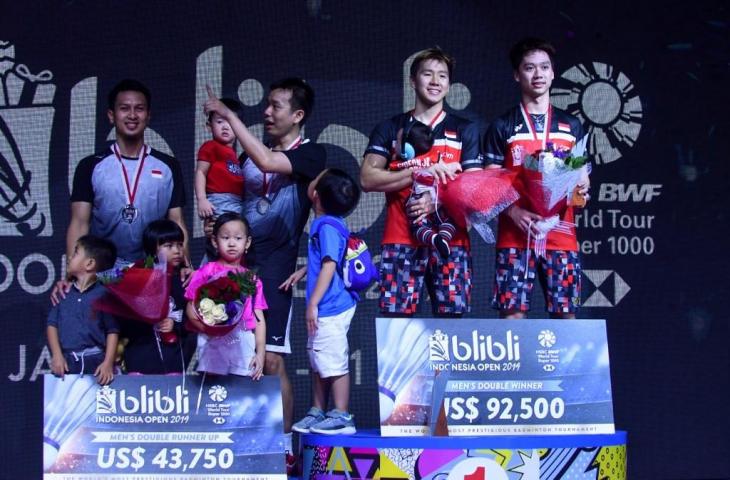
[256,198,271,215]
[121,204,138,223]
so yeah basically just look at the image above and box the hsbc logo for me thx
[583,269,631,307]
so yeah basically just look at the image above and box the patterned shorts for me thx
[492,247,581,314]
[379,243,471,315]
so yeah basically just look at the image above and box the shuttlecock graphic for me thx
[377,319,431,422]
[0,39,55,236]
[43,375,99,472]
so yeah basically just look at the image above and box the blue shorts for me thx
[207,193,244,216]
[379,243,471,315]
[492,247,581,314]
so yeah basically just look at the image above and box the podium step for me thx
[301,430,627,479]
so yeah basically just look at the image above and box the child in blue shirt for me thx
[292,168,361,435]
[46,235,119,384]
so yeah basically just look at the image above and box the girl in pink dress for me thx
[185,212,267,378]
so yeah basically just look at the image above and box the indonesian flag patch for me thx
[444,130,457,140]
[150,169,163,179]
[558,122,571,132]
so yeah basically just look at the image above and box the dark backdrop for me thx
[1,1,728,478]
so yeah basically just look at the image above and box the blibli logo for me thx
[450,330,520,362]
[429,329,450,361]
[106,385,190,415]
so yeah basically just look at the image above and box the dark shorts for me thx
[492,247,581,314]
[63,350,104,375]
[261,276,293,354]
[379,243,471,315]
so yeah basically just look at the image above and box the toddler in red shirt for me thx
[195,98,245,220]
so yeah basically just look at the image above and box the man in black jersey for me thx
[204,79,326,463]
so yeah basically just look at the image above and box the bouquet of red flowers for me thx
[95,257,177,343]
[437,168,520,243]
[193,270,257,337]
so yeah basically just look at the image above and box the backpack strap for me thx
[313,216,349,239]
[311,216,349,273]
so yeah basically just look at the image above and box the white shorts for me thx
[197,328,256,377]
[307,305,356,378]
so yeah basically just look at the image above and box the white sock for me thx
[283,432,293,452]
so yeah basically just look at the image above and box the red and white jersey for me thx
[365,111,482,247]
[483,104,585,251]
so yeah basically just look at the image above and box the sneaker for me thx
[292,407,325,433]
[432,235,451,259]
[309,409,357,435]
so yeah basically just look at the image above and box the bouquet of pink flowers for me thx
[193,270,257,337]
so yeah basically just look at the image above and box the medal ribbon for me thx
[409,109,445,128]
[520,103,552,149]
[262,135,305,198]
[113,143,148,206]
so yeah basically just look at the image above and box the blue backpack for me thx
[312,217,378,299]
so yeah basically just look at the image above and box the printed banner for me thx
[303,441,627,480]
[376,318,614,436]
[43,374,285,479]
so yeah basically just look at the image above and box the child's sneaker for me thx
[309,409,356,435]
[292,407,325,433]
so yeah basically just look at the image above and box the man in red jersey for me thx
[483,38,589,319]
[361,47,482,316]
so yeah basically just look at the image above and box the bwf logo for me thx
[208,385,227,402]
[429,329,449,361]
[538,330,557,348]
[0,39,55,237]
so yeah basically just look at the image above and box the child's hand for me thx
[279,266,307,291]
[249,352,265,381]
[180,265,193,287]
[95,361,115,385]
[156,318,174,333]
[50,355,68,378]
[197,198,215,220]
[306,303,318,336]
